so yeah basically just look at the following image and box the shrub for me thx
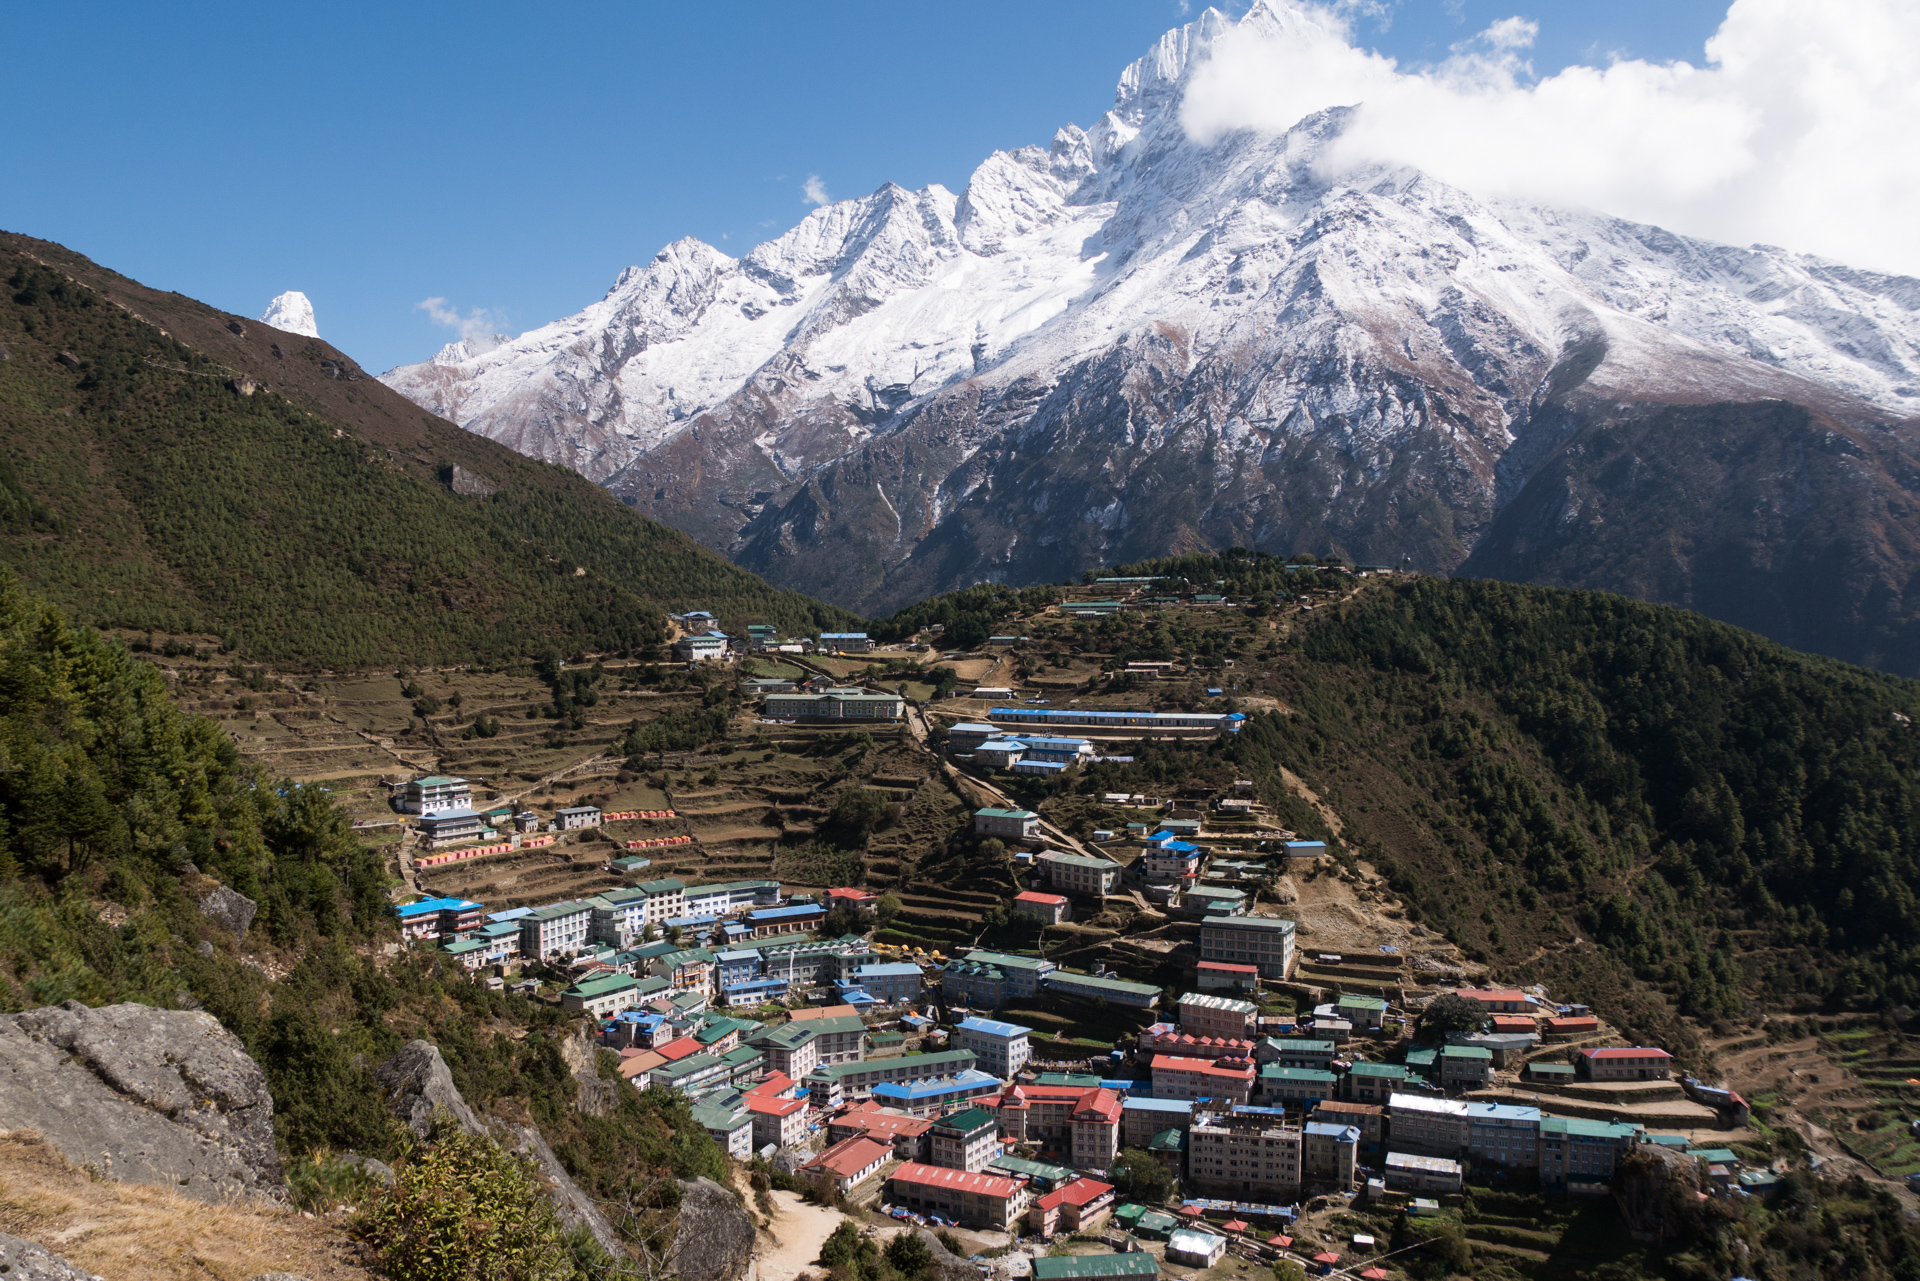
[362,1124,578,1281]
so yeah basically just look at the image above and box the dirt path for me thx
[755,1190,853,1281]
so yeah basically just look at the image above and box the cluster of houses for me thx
[390,774,603,853]
[669,610,877,663]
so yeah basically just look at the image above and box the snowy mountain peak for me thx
[259,290,318,338]
[431,334,513,367]
[379,2,1920,651]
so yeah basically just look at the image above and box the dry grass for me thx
[0,1131,376,1281]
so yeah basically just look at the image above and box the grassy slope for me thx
[0,232,855,665]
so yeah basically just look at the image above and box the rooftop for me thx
[956,1017,1034,1039]
[889,1162,1023,1198]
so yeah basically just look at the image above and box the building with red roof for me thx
[802,1135,893,1193]
[1028,1178,1116,1238]
[1579,1047,1673,1081]
[656,1036,703,1061]
[888,1162,1031,1230]
[1138,1026,1257,1061]
[1195,960,1260,994]
[1151,1054,1255,1105]
[830,1106,933,1161]
[1012,890,1071,925]
[1450,988,1534,1013]
[1490,1015,1539,1034]
[1544,1015,1600,1039]
[744,1092,808,1148]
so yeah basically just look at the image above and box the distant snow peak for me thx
[432,334,513,366]
[259,291,319,338]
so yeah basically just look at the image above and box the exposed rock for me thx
[372,1041,620,1254]
[226,321,246,337]
[910,1228,980,1281]
[448,465,497,499]
[226,376,258,396]
[559,1030,619,1118]
[0,1001,282,1203]
[1612,1145,1711,1244]
[199,884,257,943]
[0,344,10,360]
[248,1274,309,1281]
[198,939,216,959]
[492,1119,622,1254]
[340,1153,396,1186]
[665,1177,755,1281]
[53,351,78,368]
[0,1232,104,1281]
[373,1040,483,1138]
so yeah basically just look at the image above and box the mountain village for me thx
[377,576,1770,1281]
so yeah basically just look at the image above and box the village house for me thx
[675,632,730,662]
[803,1050,979,1109]
[1194,960,1260,994]
[1580,1047,1674,1080]
[1152,1055,1255,1104]
[1388,1094,1470,1156]
[1179,992,1258,1040]
[1258,1066,1338,1108]
[1122,1096,1193,1148]
[955,1017,1032,1080]
[1303,1121,1360,1187]
[555,805,601,831]
[973,807,1042,841]
[887,1164,1030,1230]
[394,775,472,815]
[1466,1102,1543,1168]
[1028,1179,1117,1239]
[1440,1044,1496,1090]
[396,896,483,942]
[1012,890,1071,924]
[929,1106,1001,1172]
[1450,987,1536,1014]
[745,1093,808,1150]
[803,1135,892,1194]
[1384,1152,1464,1194]
[818,632,873,652]
[1538,1118,1641,1188]
[1336,994,1389,1031]
[1199,915,1296,978]
[1039,851,1121,896]
[1310,1100,1384,1149]
[1344,1061,1411,1104]
[519,901,594,960]
[1042,971,1161,1008]
[1187,1106,1303,1196]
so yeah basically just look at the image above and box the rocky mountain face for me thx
[380,3,1920,669]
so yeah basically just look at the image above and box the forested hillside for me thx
[1234,576,1920,1032]
[0,233,854,664]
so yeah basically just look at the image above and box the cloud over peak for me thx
[1178,0,1920,276]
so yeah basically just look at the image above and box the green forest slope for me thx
[1241,577,1920,1034]
[0,233,854,664]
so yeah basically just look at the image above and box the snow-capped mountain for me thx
[259,290,319,338]
[381,3,1920,669]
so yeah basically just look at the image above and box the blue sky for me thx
[0,2,1731,372]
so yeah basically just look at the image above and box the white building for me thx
[973,808,1040,840]
[394,775,471,815]
[955,1017,1033,1080]
[1038,852,1120,895]
[1179,992,1258,1040]
[519,901,595,960]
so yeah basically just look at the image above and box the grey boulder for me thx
[0,1233,105,1281]
[0,1001,281,1203]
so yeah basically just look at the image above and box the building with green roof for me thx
[1030,1255,1159,1281]
[1042,970,1160,1008]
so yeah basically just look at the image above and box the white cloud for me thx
[1178,0,1920,276]
[416,296,508,342]
[801,175,831,206]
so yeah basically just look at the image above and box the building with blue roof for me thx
[870,1068,1002,1117]
[1121,1096,1194,1146]
[746,903,827,938]
[985,707,1244,736]
[955,1016,1033,1079]
[1465,1101,1543,1168]
[851,962,924,1004]
[397,896,483,941]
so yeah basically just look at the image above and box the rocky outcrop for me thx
[665,1177,755,1281]
[910,1228,981,1281]
[448,465,498,498]
[372,1041,621,1255]
[374,1039,484,1137]
[199,884,257,943]
[0,1002,282,1203]
[1612,1146,1713,1244]
[0,1233,103,1281]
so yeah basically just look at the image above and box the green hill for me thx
[0,232,855,665]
